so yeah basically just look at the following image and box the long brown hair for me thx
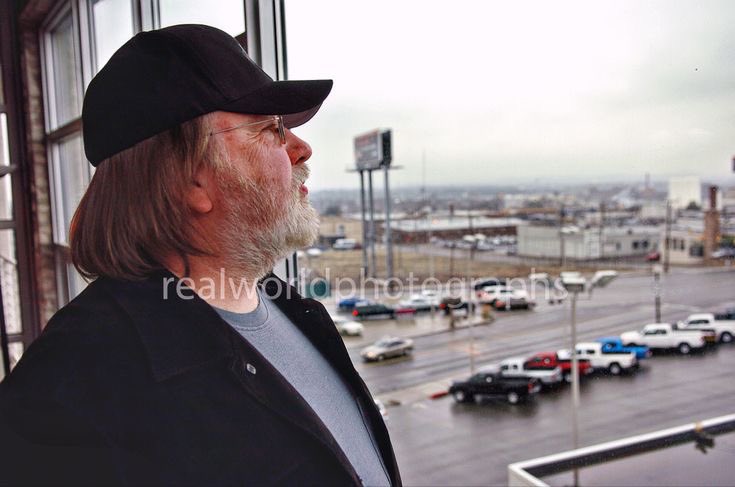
[70,116,219,281]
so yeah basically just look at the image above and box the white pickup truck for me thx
[483,357,563,388]
[678,313,735,344]
[572,342,638,375]
[620,323,706,355]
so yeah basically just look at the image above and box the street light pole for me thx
[570,289,580,487]
[562,270,617,487]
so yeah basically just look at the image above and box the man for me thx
[0,24,400,486]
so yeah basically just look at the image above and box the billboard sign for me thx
[354,130,382,170]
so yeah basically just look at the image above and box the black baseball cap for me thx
[82,24,333,166]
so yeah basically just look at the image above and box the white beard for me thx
[215,163,319,281]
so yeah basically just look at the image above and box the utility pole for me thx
[599,202,605,260]
[468,211,475,260]
[559,203,566,268]
[427,214,435,280]
[449,242,455,278]
[653,265,662,322]
[663,201,672,274]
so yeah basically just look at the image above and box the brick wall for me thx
[20,0,59,327]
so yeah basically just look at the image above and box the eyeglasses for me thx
[208,115,286,145]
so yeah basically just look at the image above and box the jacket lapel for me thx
[261,276,402,486]
[103,271,361,483]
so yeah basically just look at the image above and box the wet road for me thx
[385,340,735,486]
[349,268,735,395]
[342,268,735,486]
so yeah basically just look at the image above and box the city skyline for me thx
[285,0,735,191]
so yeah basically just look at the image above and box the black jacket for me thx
[0,271,401,486]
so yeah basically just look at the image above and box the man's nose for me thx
[285,130,312,166]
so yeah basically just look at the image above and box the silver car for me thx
[360,336,414,362]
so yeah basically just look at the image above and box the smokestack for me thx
[709,185,718,210]
[703,185,720,260]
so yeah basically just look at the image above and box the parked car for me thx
[332,238,359,250]
[645,250,661,262]
[712,247,735,259]
[360,336,414,362]
[620,323,709,354]
[491,289,535,310]
[305,247,323,257]
[715,308,735,320]
[596,336,651,360]
[329,315,364,337]
[678,313,735,344]
[573,342,638,375]
[337,296,371,312]
[439,297,476,316]
[352,303,399,319]
[473,277,507,292]
[476,286,513,305]
[399,293,440,312]
[524,351,592,382]
[489,357,564,388]
[449,371,540,405]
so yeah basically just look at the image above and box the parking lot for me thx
[329,267,735,485]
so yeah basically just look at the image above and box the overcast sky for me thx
[283,0,735,191]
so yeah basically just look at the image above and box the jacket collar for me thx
[100,270,347,383]
[100,269,236,381]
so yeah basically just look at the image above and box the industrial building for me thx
[517,225,660,261]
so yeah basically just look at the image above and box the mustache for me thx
[292,164,310,188]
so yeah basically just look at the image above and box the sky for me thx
[283,0,735,191]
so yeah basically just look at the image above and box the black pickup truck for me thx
[449,371,540,405]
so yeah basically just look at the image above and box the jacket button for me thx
[246,363,257,375]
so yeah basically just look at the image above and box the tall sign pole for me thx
[382,130,394,280]
[367,171,377,278]
[353,128,396,280]
[359,170,368,276]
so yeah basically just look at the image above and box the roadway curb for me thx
[429,390,449,400]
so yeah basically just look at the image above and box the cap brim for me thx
[222,79,333,128]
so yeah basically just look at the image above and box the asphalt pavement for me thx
[332,266,735,486]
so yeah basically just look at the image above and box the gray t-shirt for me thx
[213,291,390,487]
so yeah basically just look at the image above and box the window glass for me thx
[66,261,88,301]
[49,12,82,127]
[52,135,88,245]
[0,113,9,166]
[0,342,24,380]
[0,230,22,335]
[159,0,245,37]
[0,114,12,220]
[91,0,135,71]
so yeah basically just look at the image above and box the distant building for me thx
[387,216,524,244]
[668,176,701,209]
[664,226,704,265]
[639,202,668,222]
[517,225,660,260]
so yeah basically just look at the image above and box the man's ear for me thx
[185,166,215,214]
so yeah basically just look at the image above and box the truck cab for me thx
[574,342,638,375]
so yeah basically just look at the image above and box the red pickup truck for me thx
[524,351,592,382]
